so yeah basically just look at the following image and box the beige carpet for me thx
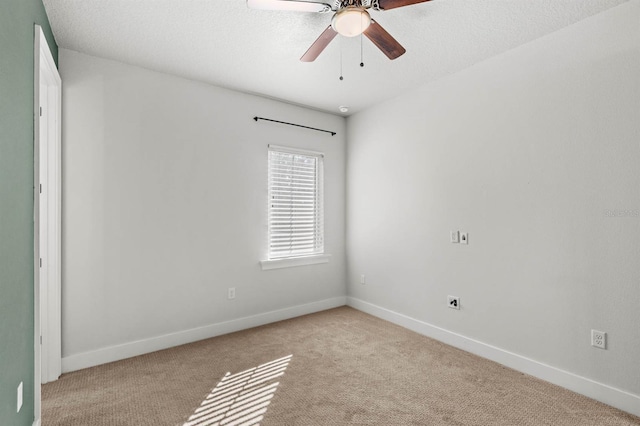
[43,307,640,425]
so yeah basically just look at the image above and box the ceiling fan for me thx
[247,0,430,62]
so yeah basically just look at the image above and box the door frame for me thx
[33,24,62,425]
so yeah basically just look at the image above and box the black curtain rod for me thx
[253,116,336,136]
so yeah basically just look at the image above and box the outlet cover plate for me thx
[450,231,460,243]
[228,287,236,300]
[17,382,23,413]
[591,329,606,349]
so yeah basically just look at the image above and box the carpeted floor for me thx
[42,306,640,425]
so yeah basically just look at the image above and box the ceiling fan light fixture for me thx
[331,6,371,37]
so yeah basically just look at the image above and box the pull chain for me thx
[360,32,364,67]
[360,13,365,67]
[339,36,344,80]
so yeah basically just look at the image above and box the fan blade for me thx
[300,26,338,62]
[364,20,406,60]
[377,0,431,10]
[247,0,331,13]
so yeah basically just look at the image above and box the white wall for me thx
[347,0,640,412]
[60,49,346,369]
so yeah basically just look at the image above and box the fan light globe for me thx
[331,7,371,37]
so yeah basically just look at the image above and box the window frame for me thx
[261,145,329,270]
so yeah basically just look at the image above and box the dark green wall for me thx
[0,0,57,424]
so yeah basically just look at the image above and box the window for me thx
[267,145,324,261]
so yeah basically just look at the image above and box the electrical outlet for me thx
[450,231,460,243]
[460,232,468,245]
[591,329,606,349]
[447,295,460,310]
[17,382,23,413]
[360,274,366,285]
[228,287,236,300]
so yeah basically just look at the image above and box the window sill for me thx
[260,254,331,271]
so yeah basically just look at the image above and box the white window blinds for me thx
[268,146,324,260]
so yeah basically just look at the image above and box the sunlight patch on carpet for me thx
[183,354,292,426]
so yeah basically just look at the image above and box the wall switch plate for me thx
[450,231,460,243]
[360,274,366,285]
[228,287,236,300]
[591,329,606,349]
[460,232,468,245]
[17,382,23,413]
[448,295,460,310]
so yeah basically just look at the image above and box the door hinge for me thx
[39,106,42,117]
[40,183,42,194]
[40,336,42,345]
[39,258,42,268]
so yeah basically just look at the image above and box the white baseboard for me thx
[62,296,347,373]
[33,419,41,426]
[347,296,640,418]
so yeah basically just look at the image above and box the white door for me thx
[39,81,50,383]
[34,24,62,425]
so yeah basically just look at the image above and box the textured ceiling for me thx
[43,0,628,115]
